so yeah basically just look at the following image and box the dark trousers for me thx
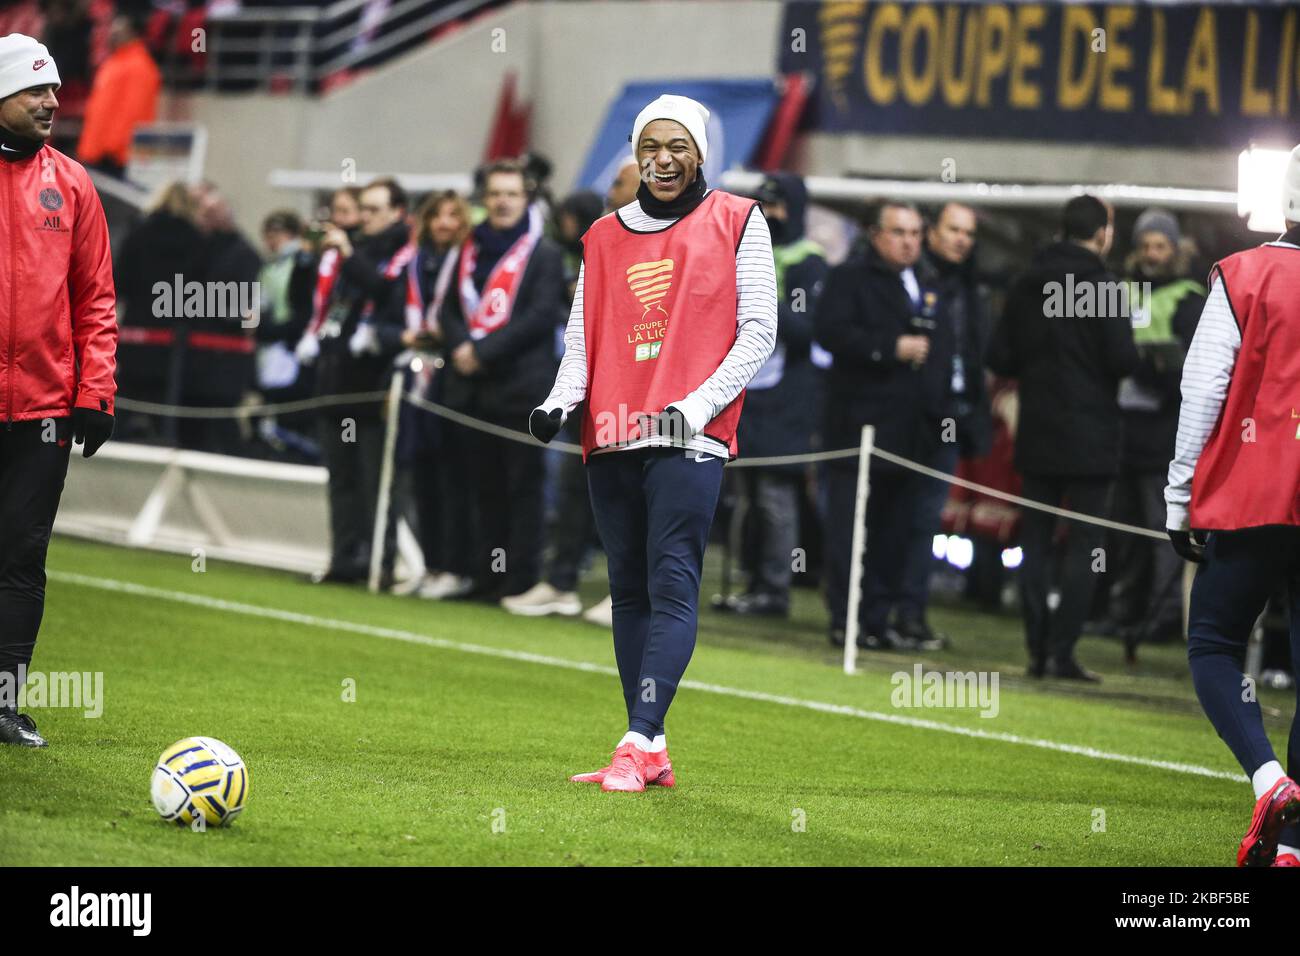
[436,422,477,579]
[468,429,545,597]
[898,441,959,622]
[587,448,724,738]
[547,436,596,593]
[1188,528,1300,783]
[318,413,385,578]
[1018,474,1112,668]
[407,453,453,573]
[738,468,801,599]
[0,418,72,695]
[825,460,925,635]
[1108,470,1184,636]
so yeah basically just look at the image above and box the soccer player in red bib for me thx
[1165,144,1300,866]
[529,94,776,792]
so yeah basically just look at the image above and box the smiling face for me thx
[637,119,700,203]
[0,84,59,141]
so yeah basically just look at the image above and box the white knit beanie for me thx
[1284,144,1300,224]
[630,94,709,164]
[0,34,60,102]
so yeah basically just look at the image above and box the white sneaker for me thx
[391,572,434,597]
[419,572,474,600]
[582,595,613,628]
[500,582,582,617]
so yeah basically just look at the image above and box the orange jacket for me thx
[0,144,118,422]
[76,39,161,167]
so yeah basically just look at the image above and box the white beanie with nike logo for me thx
[0,33,60,102]
[630,94,710,164]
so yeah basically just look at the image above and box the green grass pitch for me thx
[1,536,1292,866]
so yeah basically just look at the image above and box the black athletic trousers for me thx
[0,417,73,692]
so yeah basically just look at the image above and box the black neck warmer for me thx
[0,124,43,162]
[636,171,708,220]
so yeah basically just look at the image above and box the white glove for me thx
[294,332,320,366]
[348,322,380,358]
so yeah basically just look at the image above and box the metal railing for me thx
[159,0,498,93]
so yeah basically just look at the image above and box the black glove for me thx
[72,407,114,458]
[653,405,691,444]
[529,407,564,444]
[1168,528,1207,564]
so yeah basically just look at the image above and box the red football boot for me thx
[600,743,652,793]
[1272,852,1300,867]
[569,763,610,784]
[1237,777,1300,867]
[570,748,674,786]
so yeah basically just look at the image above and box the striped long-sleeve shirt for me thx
[1165,237,1300,530]
[539,193,778,459]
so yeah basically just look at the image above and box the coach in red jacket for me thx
[0,35,117,748]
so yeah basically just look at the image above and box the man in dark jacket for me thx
[816,201,955,649]
[182,182,262,453]
[502,188,606,618]
[439,159,566,602]
[112,181,205,443]
[987,195,1140,681]
[303,177,411,584]
[1105,209,1205,647]
[727,172,827,616]
[897,202,993,645]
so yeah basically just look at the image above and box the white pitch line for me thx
[49,570,1247,783]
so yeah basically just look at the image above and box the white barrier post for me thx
[368,367,407,593]
[843,424,875,675]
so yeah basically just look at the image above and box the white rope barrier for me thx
[111,388,1170,542]
[116,392,389,418]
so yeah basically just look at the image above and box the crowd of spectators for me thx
[102,150,1296,686]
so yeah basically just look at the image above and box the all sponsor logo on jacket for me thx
[36,187,69,232]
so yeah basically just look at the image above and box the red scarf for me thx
[407,245,457,333]
[310,241,417,332]
[458,206,542,339]
[307,248,341,335]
